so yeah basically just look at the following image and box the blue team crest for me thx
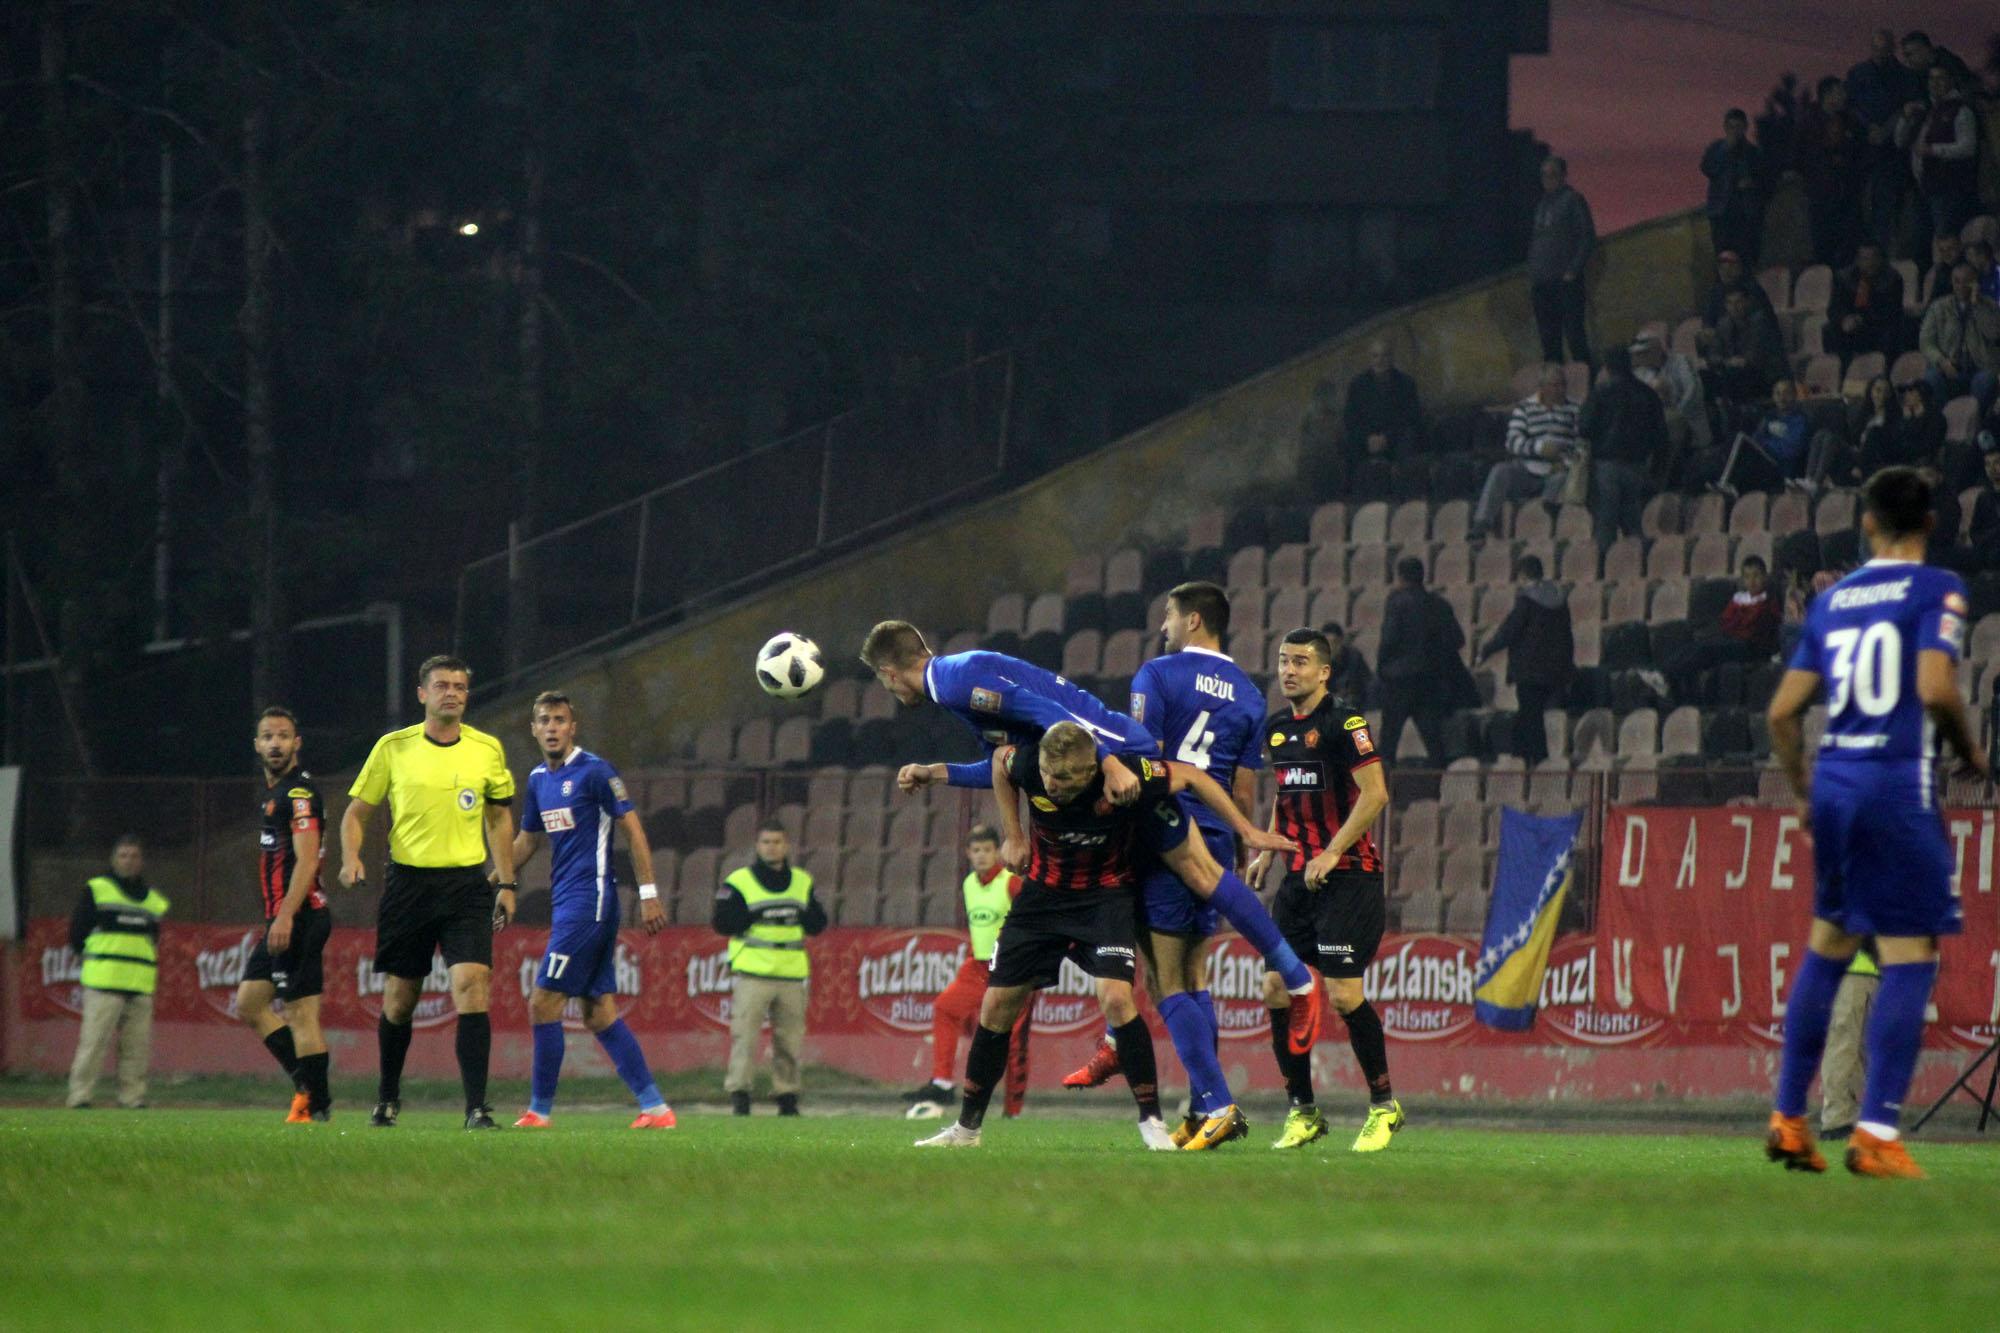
[562,779,573,796]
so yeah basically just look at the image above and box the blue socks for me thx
[596,1018,666,1112]
[1859,961,1937,1135]
[1159,992,1232,1116]
[530,1021,564,1116]
[1209,871,1311,990]
[1773,949,1848,1117]
[1192,990,1218,1045]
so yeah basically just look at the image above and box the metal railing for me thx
[453,352,1015,695]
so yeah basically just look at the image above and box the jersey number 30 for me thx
[1825,624,1901,718]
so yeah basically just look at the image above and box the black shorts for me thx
[242,903,331,1001]
[375,862,494,979]
[988,882,1138,989]
[1275,868,1385,980]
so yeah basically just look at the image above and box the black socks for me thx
[296,1051,332,1112]
[1110,1018,1161,1121]
[262,1026,301,1087]
[959,1025,1011,1130]
[1344,1001,1394,1105]
[1268,1006,1315,1106]
[456,1012,491,1112]
[377,1015,413,1103]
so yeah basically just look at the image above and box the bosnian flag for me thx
[1473,807,1584,1031]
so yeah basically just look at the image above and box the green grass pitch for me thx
[4,1099,1998,1330]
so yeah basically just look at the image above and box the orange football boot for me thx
[1286,978,1324,1056]
[1062,1041,1121,1089]
[285,1091,311,1124]
[1845,1128,1924,1179]
[513,1110,553,1129]
[1764,1112,1827,1173]
[630,1110,678,1129]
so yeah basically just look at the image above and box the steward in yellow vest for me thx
[65,837,169,1109]
[713,822,827,1115]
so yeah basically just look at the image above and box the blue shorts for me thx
[1809,764,1960,939]
[1139,819,1232,937]
[537,915,621,998]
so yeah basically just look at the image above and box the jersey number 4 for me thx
[1824,624,1901,718]
[1177,709,1217,770]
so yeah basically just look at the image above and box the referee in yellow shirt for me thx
[340,654,517,1129]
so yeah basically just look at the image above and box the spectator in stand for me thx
[1916,232,1963,307]
[1473,554,1573,767]
[1472,364,1576,540]
[1889,380,1948,471]
[1632,330,1710,480]
[1701,250,1778,331]
[1900,30,1974,91]
[1925,464,1963,566]
[1969,241,2000,305]
[1702,109,1768,265]
[1896,63,1981,242]
[1825,241,1907,368]
[1341,340,1422,497]
[1705,286,1788,412]
[1799,77,1867,266]
[1318,622,1375,707]
[1846,29,1922,254]
[1714,378,1809,495]
[1576,344,1667,551]
[1665,555,1782,700]
[1379,557,1473,763]
[1810,375,1898,491]
[1528,155,1596,366]
[1919,262,2000,415]
[1964,435,2000,569]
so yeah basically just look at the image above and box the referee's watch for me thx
[493,881,518,891]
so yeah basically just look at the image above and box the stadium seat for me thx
[1793,264,1832,313]
[1528,757,1572,805]
[1892,260,1920,307]
[1308,502,1348,546]
[1571,708,1615,761]
[858,683,898,721]
[1970,614,2000,663]
[1348,501,1390,547]
[1703,709,1755,761]
[1688,534,1732,577]
[836,853,883,925]
[1650,580,1690,621]
[1389,500,1429,550]
[1268,542,1310,588]
[987,592,1027,636]
[1616,771,1659,803]
[1557,541,1597,582]
[735,718,774,766]
[940,630,982,657]
[1062,592,1107,636]
[1442,586,1475,632]
[694,721,734,765]
[1305,544,1346,587]
[1616,709,1659,764]
[1566,581,1602,624]
[1645,534,1687,579]
[1060,630,1102,680]
[1841,352,1885,395]
[1727,493,1768,536]
[1268,587,1309,633]
[805,770,848,809]
[1795,317,1826,360]
[803,804,845,850]
[1474,584,1514,635]
[1433,500,1471,546]
[773,717,812,766]
[1349,585,1387,632]
[1474,542,1515,586]
[1553,505,1593,544]
[1227,546,1266,588]
[1601,537,1643,582]
[1438,761,1481,805]
[1686,491,1727,534]
[1889,350,1926,385]
[1440,847,1488,900]
[1349,544,1389,586]
[1025,593,1064,637]
[1395,845,1439,899]
[1441,801,1484,850]
[1513,503,1553,544]
[1443,891,1487,934]
[1185,509,1228,553]
[1662,706,1702,758]
[1605,581,1646,624]
[1767,490,1808,536]
[1757,266,1791,313]
[1572,620,1602,668]
[1640,492,1682,538]
[1395,799,1439,850]
[1486,758,1526,807]
[1307,586,1348,629]
[678,846,722,899]
[1814,489,1856,533]
[1963,214,2000,246]
[1064,554,1103,596]
[1104,549,1143,596]
[880,850,924,924]
[1399,887,1444,933]
[1945,396,1978,443]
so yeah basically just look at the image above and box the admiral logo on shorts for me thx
[1094,945,1135,962]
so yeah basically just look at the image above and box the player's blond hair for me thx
[859,620,930,669]
[1037,721,1097,771]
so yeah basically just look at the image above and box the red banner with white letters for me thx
[1596,806,2000,1050]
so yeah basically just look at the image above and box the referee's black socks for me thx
[262,1026,302,1088]
[1110,1018,1161,1121]
[957,1025,1011,1130]
[377,1015,413,1104]
[456,1011,491,1112]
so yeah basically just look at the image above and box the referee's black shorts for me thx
[375,862,494,979]
[1275,867,1385,980]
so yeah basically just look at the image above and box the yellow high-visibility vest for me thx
[724,865,812,980]
[79,877,170,995]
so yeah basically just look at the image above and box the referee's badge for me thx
[457,788,477,811]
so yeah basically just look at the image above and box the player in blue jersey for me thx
[508,692,676,1129]
[1765,468,1989,1179]
[1055,582,1268,1148]
[860,619,1324,1056]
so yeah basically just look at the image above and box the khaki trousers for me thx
[724,972,806,1096]
[1820,971,1879,1133]
[67,988,154,1108]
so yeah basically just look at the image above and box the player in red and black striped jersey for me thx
[915,722,1295,1150]
[234,707,335,1121]
[1247,628,1403,1153]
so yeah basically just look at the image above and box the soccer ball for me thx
[756,632,825,699]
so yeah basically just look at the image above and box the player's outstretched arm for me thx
[1918,648,1991,780]
[990,748,1029,871]
[1766,667,1821,813]
[338,798,375,888]
[1168,762,1297,856]
[618,811,667,934]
